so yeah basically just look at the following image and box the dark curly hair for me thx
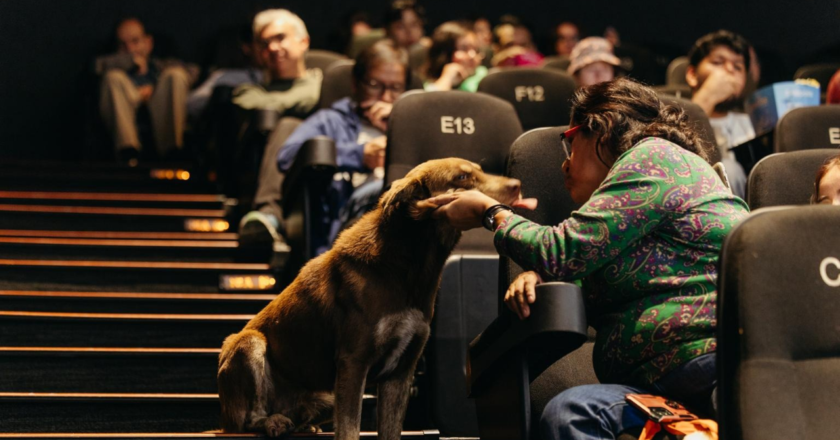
[426,21,471,80]
[570,77,712,166]
[811,153,840,204]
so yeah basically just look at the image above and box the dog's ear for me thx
[380,176,431,219]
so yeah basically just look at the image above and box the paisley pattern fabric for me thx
[494,137,749,386]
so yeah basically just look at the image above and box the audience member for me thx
[187,24,262,121]
[555,21,580,57]
[492,22,544,67]
[567,37,620,87]
[426,78,748,439]
[424,21,487,92]
[826,68,840,104]
[813,153,840,204]
[98,17,198,164]
[384,0,428,49]
[472,16,494,68]
[687,30,753,198]
[232,9,321,118]
[276,40,408,253]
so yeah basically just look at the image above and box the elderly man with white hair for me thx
[233,9,322,117]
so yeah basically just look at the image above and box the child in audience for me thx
[567,37,620,88]
[426,78,748,440]
[424,21,487,92]
[687,30,754,199]
[813,153,840,204]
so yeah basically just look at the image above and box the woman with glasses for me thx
[423,21,487,92]
[275,39,409,254]
[426,78,748,439]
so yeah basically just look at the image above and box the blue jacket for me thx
[277,97,366,173]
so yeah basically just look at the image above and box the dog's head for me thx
[380,158,522,220]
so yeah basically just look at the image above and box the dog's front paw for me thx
[264,414,295,437]
[296,424,322,433]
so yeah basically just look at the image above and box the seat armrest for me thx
[280,136,338,212]
[467,282,587,397]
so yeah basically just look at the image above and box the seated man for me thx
[232,9,321,118]
[276,40,408,254]
[98,18,197,164]
[687,30,754,198]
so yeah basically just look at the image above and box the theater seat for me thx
[318,60,356,109]
[541,56,571,72]
[477,68,576,131]
[666,56,689,87]
[658,94,721,164]
[793,63,840,102]
[775,106,840,152]
[747,149,838,210]
[718,205,840,440]
[304,49,347,75]
[464,128,598,440]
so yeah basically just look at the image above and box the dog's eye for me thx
[456,174,469,181]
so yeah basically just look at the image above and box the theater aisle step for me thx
[0,434,440,440]
[0,237,269,263]
[0,311,251,348]
[0,291,275,314]
[0,191,231,210]
[0,259,280,293]
[0,204,233,233]
[0,161,216,193]
[0,229,238,241]
[0,347,220,393]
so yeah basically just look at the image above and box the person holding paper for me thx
[686,30,754,198]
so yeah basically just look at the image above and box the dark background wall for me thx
[1,0,838,160]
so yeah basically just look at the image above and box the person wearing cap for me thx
[567,37,621,88]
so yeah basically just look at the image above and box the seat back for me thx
[793,63,840,101]
[304,49,347,75]
[775,106,840,152]
[747,149,837,210]
[666,56,689,87]
[385,91,523,184]
[318,60,355,110]
[541,56,571,72]
[503,127,597,431]
[386,91,522,253]
[718,205,840,440]
[658,94,721,164]
[477,68,576,131]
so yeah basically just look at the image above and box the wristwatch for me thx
[483,204,514,231]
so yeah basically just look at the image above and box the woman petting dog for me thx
[427,78,749,440]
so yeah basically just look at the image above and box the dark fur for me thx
[218,158,521,439]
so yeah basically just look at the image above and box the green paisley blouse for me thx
[494,137,749,386]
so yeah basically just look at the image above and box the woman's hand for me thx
[426,190,499,230]
[505,271,543,320]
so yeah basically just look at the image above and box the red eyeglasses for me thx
[560,125,581,159]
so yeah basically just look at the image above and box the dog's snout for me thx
[507,179,521,194]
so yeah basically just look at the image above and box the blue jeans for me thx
[540,353,717,440]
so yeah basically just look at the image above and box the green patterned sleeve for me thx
[493,142,681,281]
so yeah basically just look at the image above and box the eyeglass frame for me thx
[359,77,407,98]
[560,125,582,160]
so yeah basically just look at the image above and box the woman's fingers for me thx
[505,285,524,320]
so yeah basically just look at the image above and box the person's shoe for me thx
[117,147,140,167]
[239,211,291,268]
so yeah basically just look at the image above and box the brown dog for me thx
[218,158,522,439]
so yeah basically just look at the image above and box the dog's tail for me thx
[217,330,268,432]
